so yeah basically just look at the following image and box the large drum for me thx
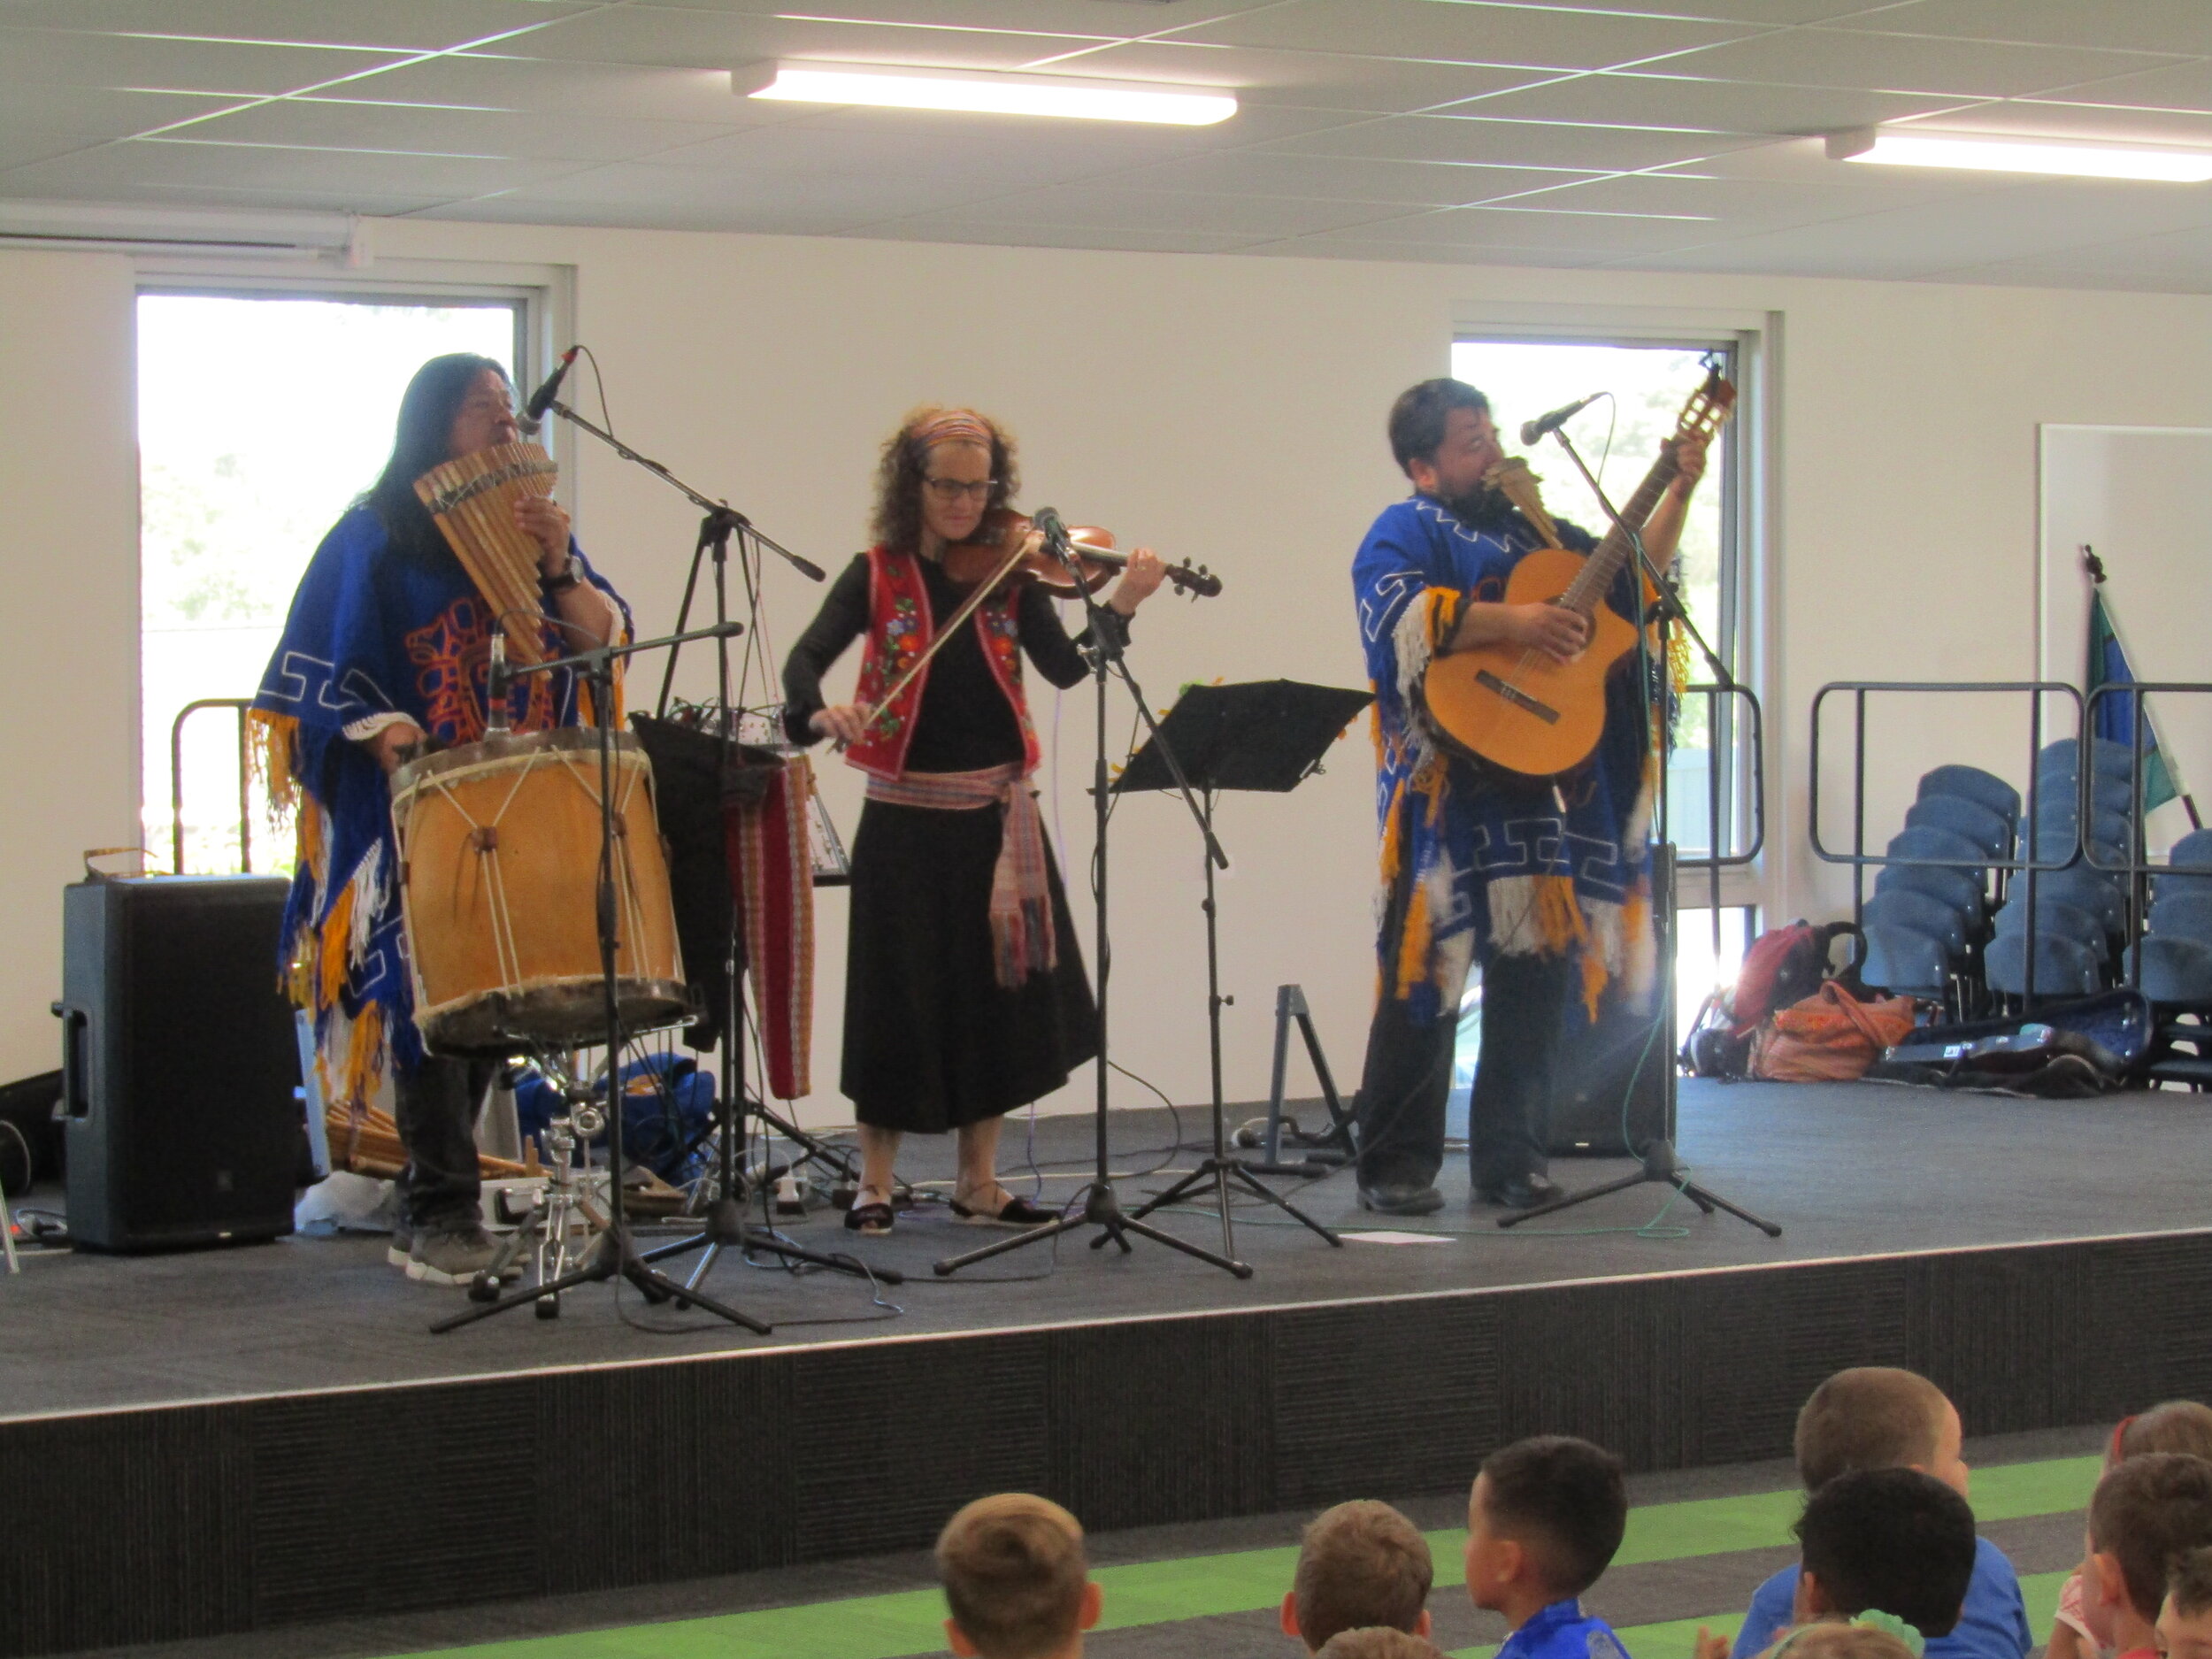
[391,728,689,1055]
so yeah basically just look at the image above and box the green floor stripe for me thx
[374,1455,2099,1659]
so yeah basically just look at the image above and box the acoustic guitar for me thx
[1417,366,1735,779]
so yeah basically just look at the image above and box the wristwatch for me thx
[541,555,583,595]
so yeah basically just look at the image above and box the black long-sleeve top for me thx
[780,553,1120,772]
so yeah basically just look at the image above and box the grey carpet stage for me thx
[3,1078,2208,1657]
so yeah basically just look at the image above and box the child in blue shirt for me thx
[1464,1436,1636,1659]
[1731,1369,2031,1659]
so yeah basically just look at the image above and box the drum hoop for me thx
[391,726,649,798]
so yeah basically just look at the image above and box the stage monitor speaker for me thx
[1542,846,1676,1157]
[58,875,302,1252]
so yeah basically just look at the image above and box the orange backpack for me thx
[1749,981,1919,1082]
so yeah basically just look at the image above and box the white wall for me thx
[7,219,2212,1125]
[0,250,138,1077]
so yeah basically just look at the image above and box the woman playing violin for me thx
[782,406,1166,1235]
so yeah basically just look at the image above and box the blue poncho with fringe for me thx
[250,504,627,1110]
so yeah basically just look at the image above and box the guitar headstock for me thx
[1677,362,1738,442]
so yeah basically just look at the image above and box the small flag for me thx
[2085,547,2182,812]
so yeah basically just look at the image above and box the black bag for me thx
[1870,989,2153,1095]
[0,1070,63,1196]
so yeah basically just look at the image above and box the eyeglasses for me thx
[923,477,996,502]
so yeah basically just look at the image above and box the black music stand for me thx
[1109,680,1371,1257]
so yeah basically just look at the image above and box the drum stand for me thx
[934,513,1252,1280]
[434,625,775,1335]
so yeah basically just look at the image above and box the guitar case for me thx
[1868,989,2154,1095]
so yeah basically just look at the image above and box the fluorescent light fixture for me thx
[738,60,1236,126]
[1826,127,2212,182]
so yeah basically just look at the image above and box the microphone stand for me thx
[1494,429,1778,1238]
[433,621,779,1333]
[933,515,1254,1280]
[533,390,879,1292]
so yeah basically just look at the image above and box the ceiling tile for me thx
[1906,99,2212,146]
[2028,62,2212,117]
[1409,0,1902,21]
[862,181,1413,237]
[1176,1,1762,73]
[0,1,595,52]
[332,54,781,122]
[1653,27,2185,99]
[1497,166,1974,227]
[1861,0,2212,57]
[0,24,412,94]
[0,84,248,140]
[184,98,746,163]
[418,192,876,239]
[477,150,986,221]
[0,133,589,198]
[0,131,96,170]
[1257,112,1778,170]
[1047,40,1557,114]
[626,0,1142,38]
[849,218,1259,254]
[1246,234,1610,266]
[1105,150,1606,205]
[482,6,1105,71]
[0,169,455,214]
[1301,201,1735,251]
[1441,68,1977,134]
[1944,221,2212,288]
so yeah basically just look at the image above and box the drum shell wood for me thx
[392,729,688,1054]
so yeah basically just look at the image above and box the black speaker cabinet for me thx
[57,875,301,1252]
[1543,846,1677,1156]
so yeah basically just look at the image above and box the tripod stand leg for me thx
[1679,1180,1782,1237]
[1495,1170,1648,1228]
[933,1212,1087,1275]
[619,1257,773,1332]
[1112,1164,1213,1231]
[1226,1165,1343,1246]
[1117,1213,1252,1278]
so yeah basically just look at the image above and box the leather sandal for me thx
[949,1185,1053,1228]
[844,1187,895,1235]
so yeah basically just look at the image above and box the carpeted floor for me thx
[43,1425,2106,1659]
[4,1079,2207,1421]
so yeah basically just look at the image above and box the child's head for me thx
[1793,1467,1978,1637]
[2115,1402,2212,1466]
[1794,1368,1968,1497]
[2084,1453,2212,1643]
[1759,1624,1920,1659]
[1464,1436,1628,1612]
[1285,1501,1434,1652]
[1313,1630,1448,1659]
[2159,1546,2212,1659]
[936,1494,1101,1659]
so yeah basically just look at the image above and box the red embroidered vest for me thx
[845,546,1041,781]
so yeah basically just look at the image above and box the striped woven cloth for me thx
[866,763,1056,987]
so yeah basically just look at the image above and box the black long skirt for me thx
[842,797,1099,1133]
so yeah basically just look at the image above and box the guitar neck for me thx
[1563,449,1678,611]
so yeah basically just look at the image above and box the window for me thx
[139,290,525,872]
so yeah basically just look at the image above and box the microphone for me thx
[521,346,581,426]
[1519,392,1603,447]
[1030,505,1071,549]
[486,629,511,733]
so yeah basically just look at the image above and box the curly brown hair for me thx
[870,404,1020,552]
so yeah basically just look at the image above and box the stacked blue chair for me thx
[2134,837,2212,1007]
[1918,764,2020,823]
[1860,813,1990,1008]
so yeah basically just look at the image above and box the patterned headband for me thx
[912,409,995,450]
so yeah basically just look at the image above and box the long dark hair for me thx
[869,405,1019,553]
[362,353,510,556]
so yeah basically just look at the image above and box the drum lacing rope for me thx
[551,749,655,975]
[422,757,538,996]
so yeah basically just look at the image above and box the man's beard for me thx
[1431,480,1520,533]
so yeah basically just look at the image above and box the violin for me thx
[941,510,1223,601]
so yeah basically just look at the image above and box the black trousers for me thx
[393,1054,494,1231]
[1352,910,1574,1193]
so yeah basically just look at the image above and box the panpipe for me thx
[412,440,561,664]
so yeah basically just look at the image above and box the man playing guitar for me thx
[1348,378,1707,1215]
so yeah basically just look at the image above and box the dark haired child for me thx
[1732,1369,2029,1659]
[2079,1454,2212,1659]
[1464,1436,1635,1659]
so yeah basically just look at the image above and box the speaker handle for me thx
[51,1002,88,1119]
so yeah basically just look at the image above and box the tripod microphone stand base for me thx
[1117,1157,1343,1251]
[933,1179,1255,1279]
[643,1195,903,1287]
[1496,1139,1780,1236]
[432,1217,774,1334]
